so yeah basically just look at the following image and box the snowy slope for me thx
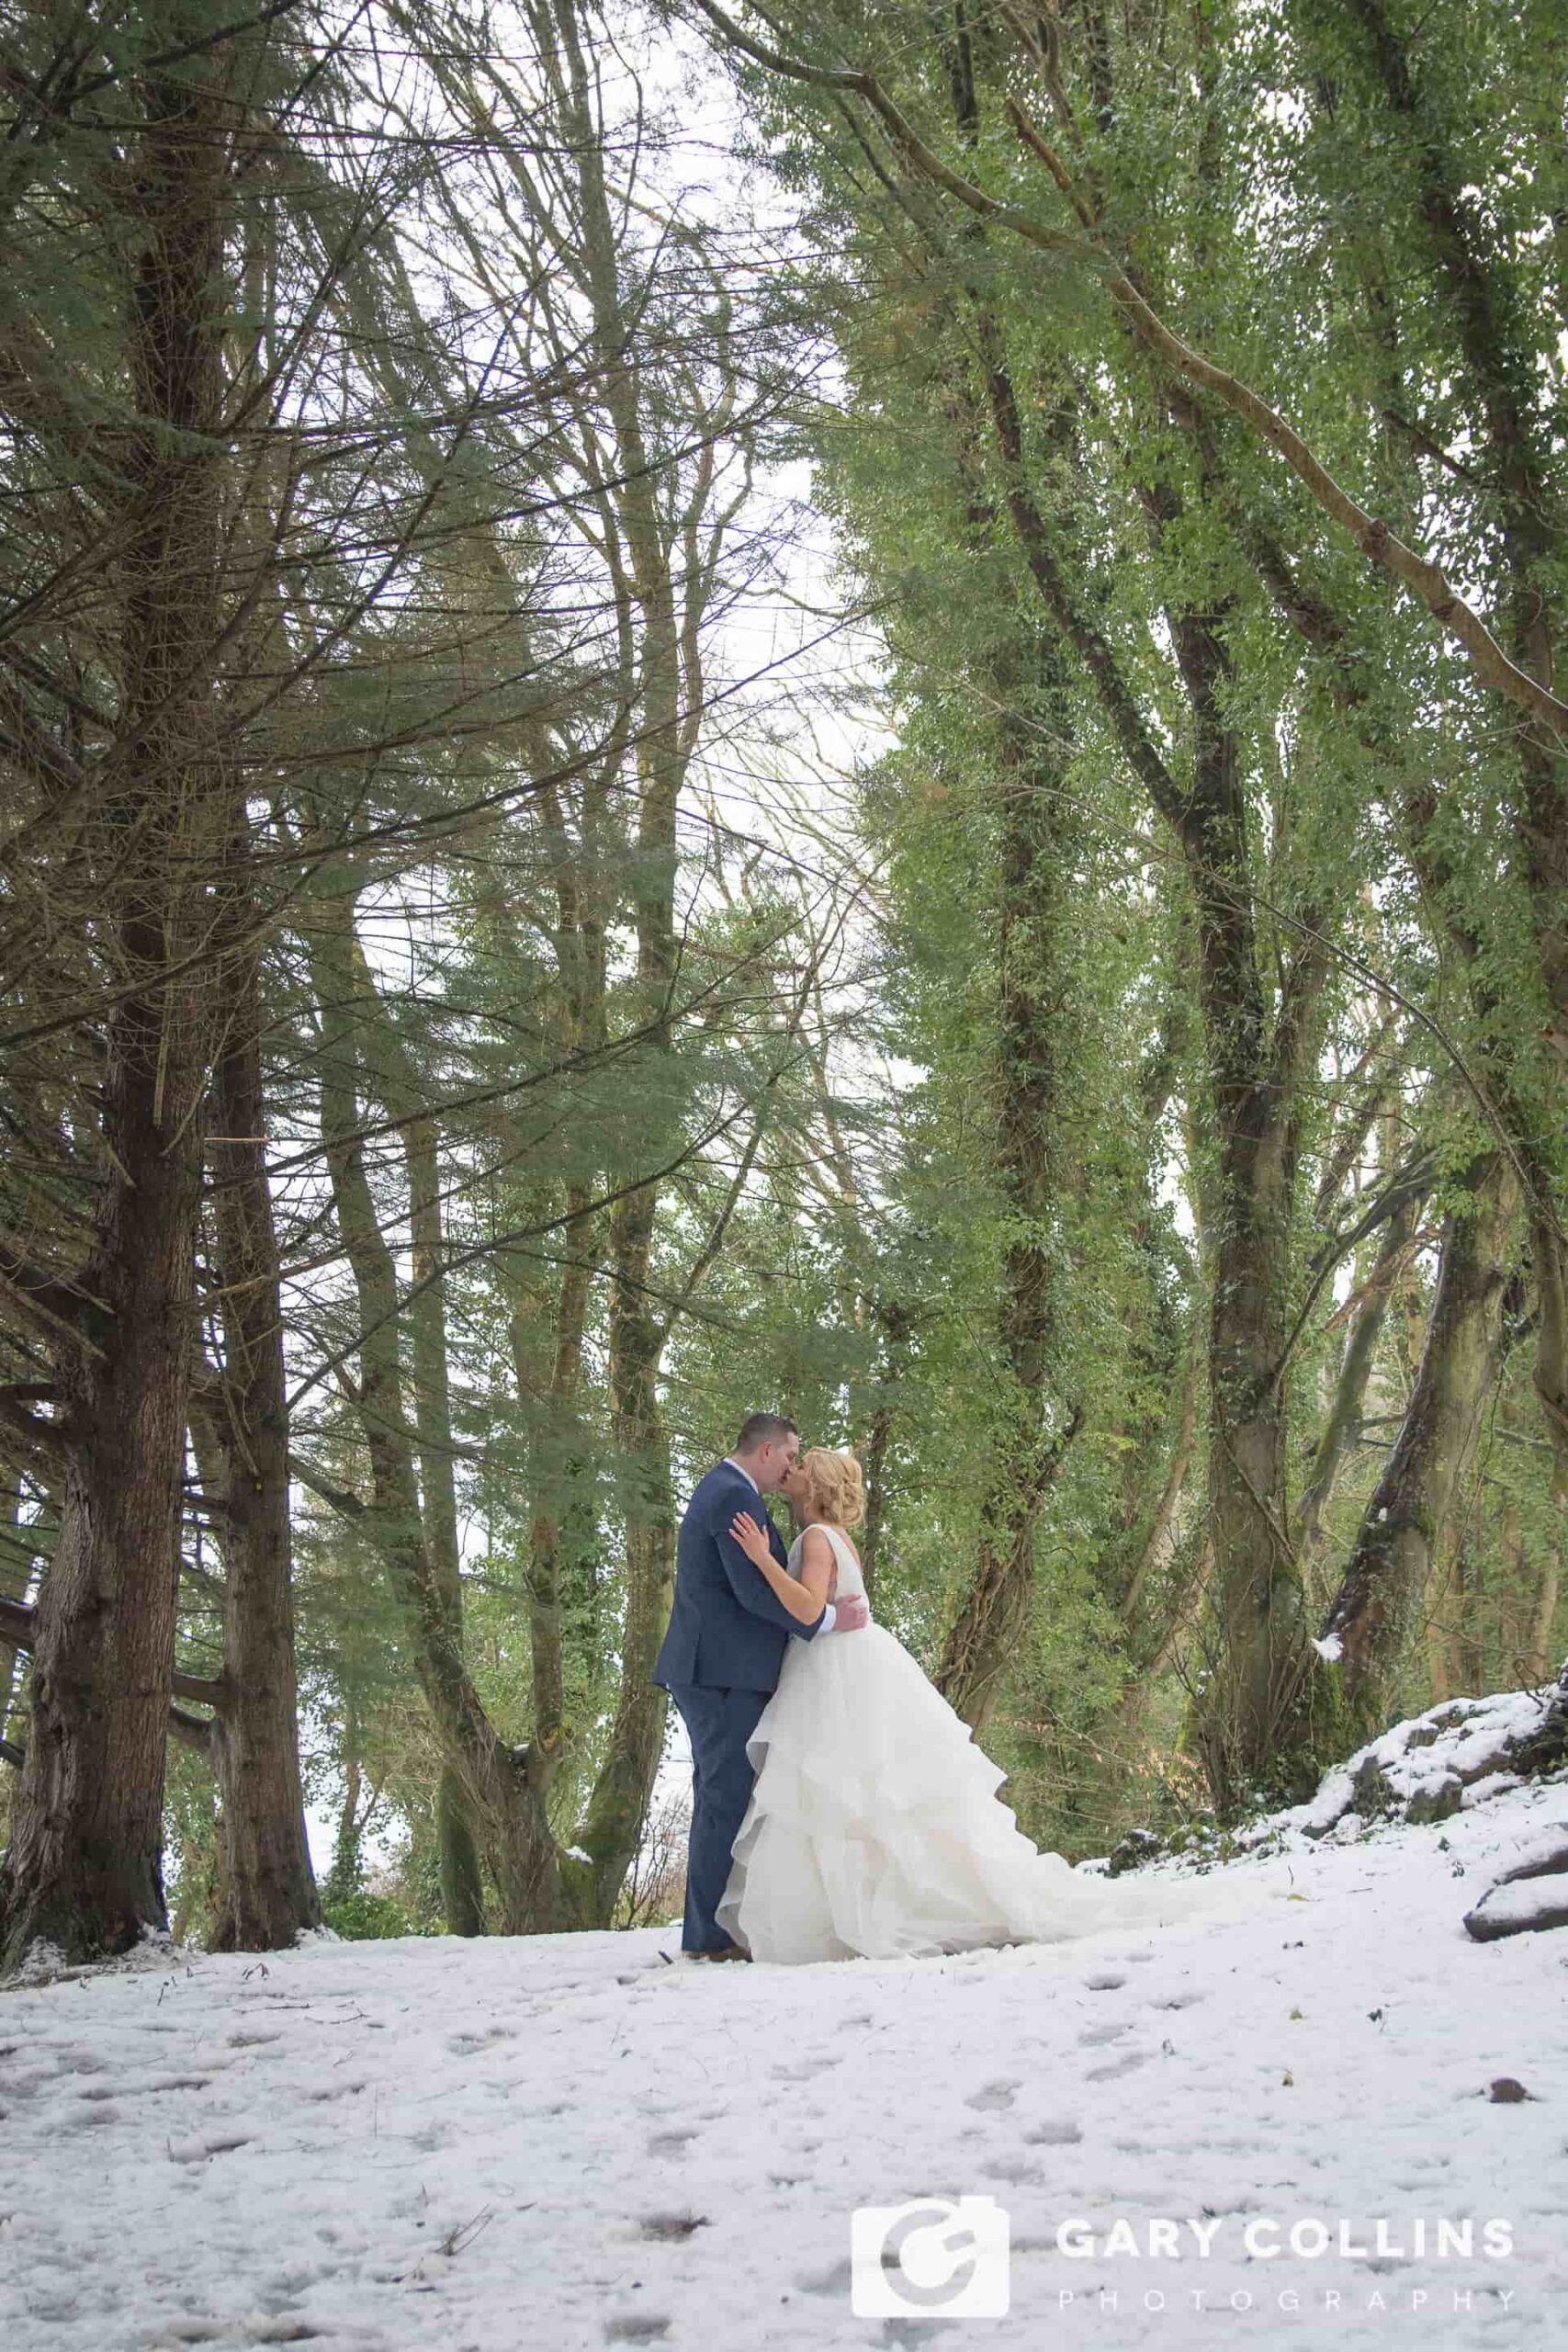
[1,1765,1564,2351]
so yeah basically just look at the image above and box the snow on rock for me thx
[1280,1684,1563,1842]
[1464,1826,1568,1942]
[2,1773,1566,2351]
[1464,1869,1568,1941]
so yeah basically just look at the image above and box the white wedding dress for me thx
[716,1524,1229,1964]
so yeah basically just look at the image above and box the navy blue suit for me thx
[654,1461,827,1951]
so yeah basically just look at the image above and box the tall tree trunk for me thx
[1527,1543,1562,1689]
[569,1191,674,1923]
[324,1696,372,1904]
[1490,1503,1531,1702]
[1321,1152,1520,1728]
[1529,1215,1568,1528]
[857,1300,910,1605]
[953,4,1323,1802]
[0,64,229,1973]
[518,1186,596,1776]
[348,954,489,1935]
[1168,602,1320,1814]
[1112,1533,1215,1769]
[310,889,574,1933]
[0,1480,39,1763]
[1295,1186,1425,1596]
[401,1110,486,1937]
[919,94,1089,1723]
[964,261,1325,1806]
[202,923,320,1950]
[1114,1136,1212,1760]
[1119,1329,1202,1640]
[1337,0,1568,1530]
[532,0,695,1924]
[512,782,609,1831]
[1423,1525,1467,1706]
[937,643,1083,1731]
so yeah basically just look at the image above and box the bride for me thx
[715,1446,1232,1964]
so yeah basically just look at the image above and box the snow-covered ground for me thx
[2,1751,1564,2352]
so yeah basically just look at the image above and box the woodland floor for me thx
[1,1758,1564,2352]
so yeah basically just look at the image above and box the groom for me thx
[654,1412,869,1960]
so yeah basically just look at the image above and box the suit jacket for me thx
[653,1461,826,1693]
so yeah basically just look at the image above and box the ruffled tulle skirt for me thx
[715,1622,1226,1964]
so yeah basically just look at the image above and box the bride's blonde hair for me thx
[795,1446,866,1530]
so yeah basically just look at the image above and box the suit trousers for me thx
[665,1679,771,1952]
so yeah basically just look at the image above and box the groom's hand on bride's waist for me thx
[827,1592,869,1633]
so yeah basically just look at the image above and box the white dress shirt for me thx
[724,1458,837,1632]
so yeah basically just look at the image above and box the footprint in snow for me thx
[36,2046,107,2076]
[964,2079,1020,2111]
[1085,2050,1149,2083]
[445,2024,515,2054]
[604,2316,670,2344]
[255,2265,327,2313]
[1022,2119,1083,2145]
[637,2212,708,2241]
[798,2255,854,2297]
[168,2132,254,2164]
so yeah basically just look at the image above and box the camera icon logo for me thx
[850,2194,1010,2317]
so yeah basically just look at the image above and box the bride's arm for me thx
[728,1514,833,1625]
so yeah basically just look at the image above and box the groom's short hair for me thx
[734,1411,798,1455]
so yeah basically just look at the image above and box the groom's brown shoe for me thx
[695,1941,751,1962]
